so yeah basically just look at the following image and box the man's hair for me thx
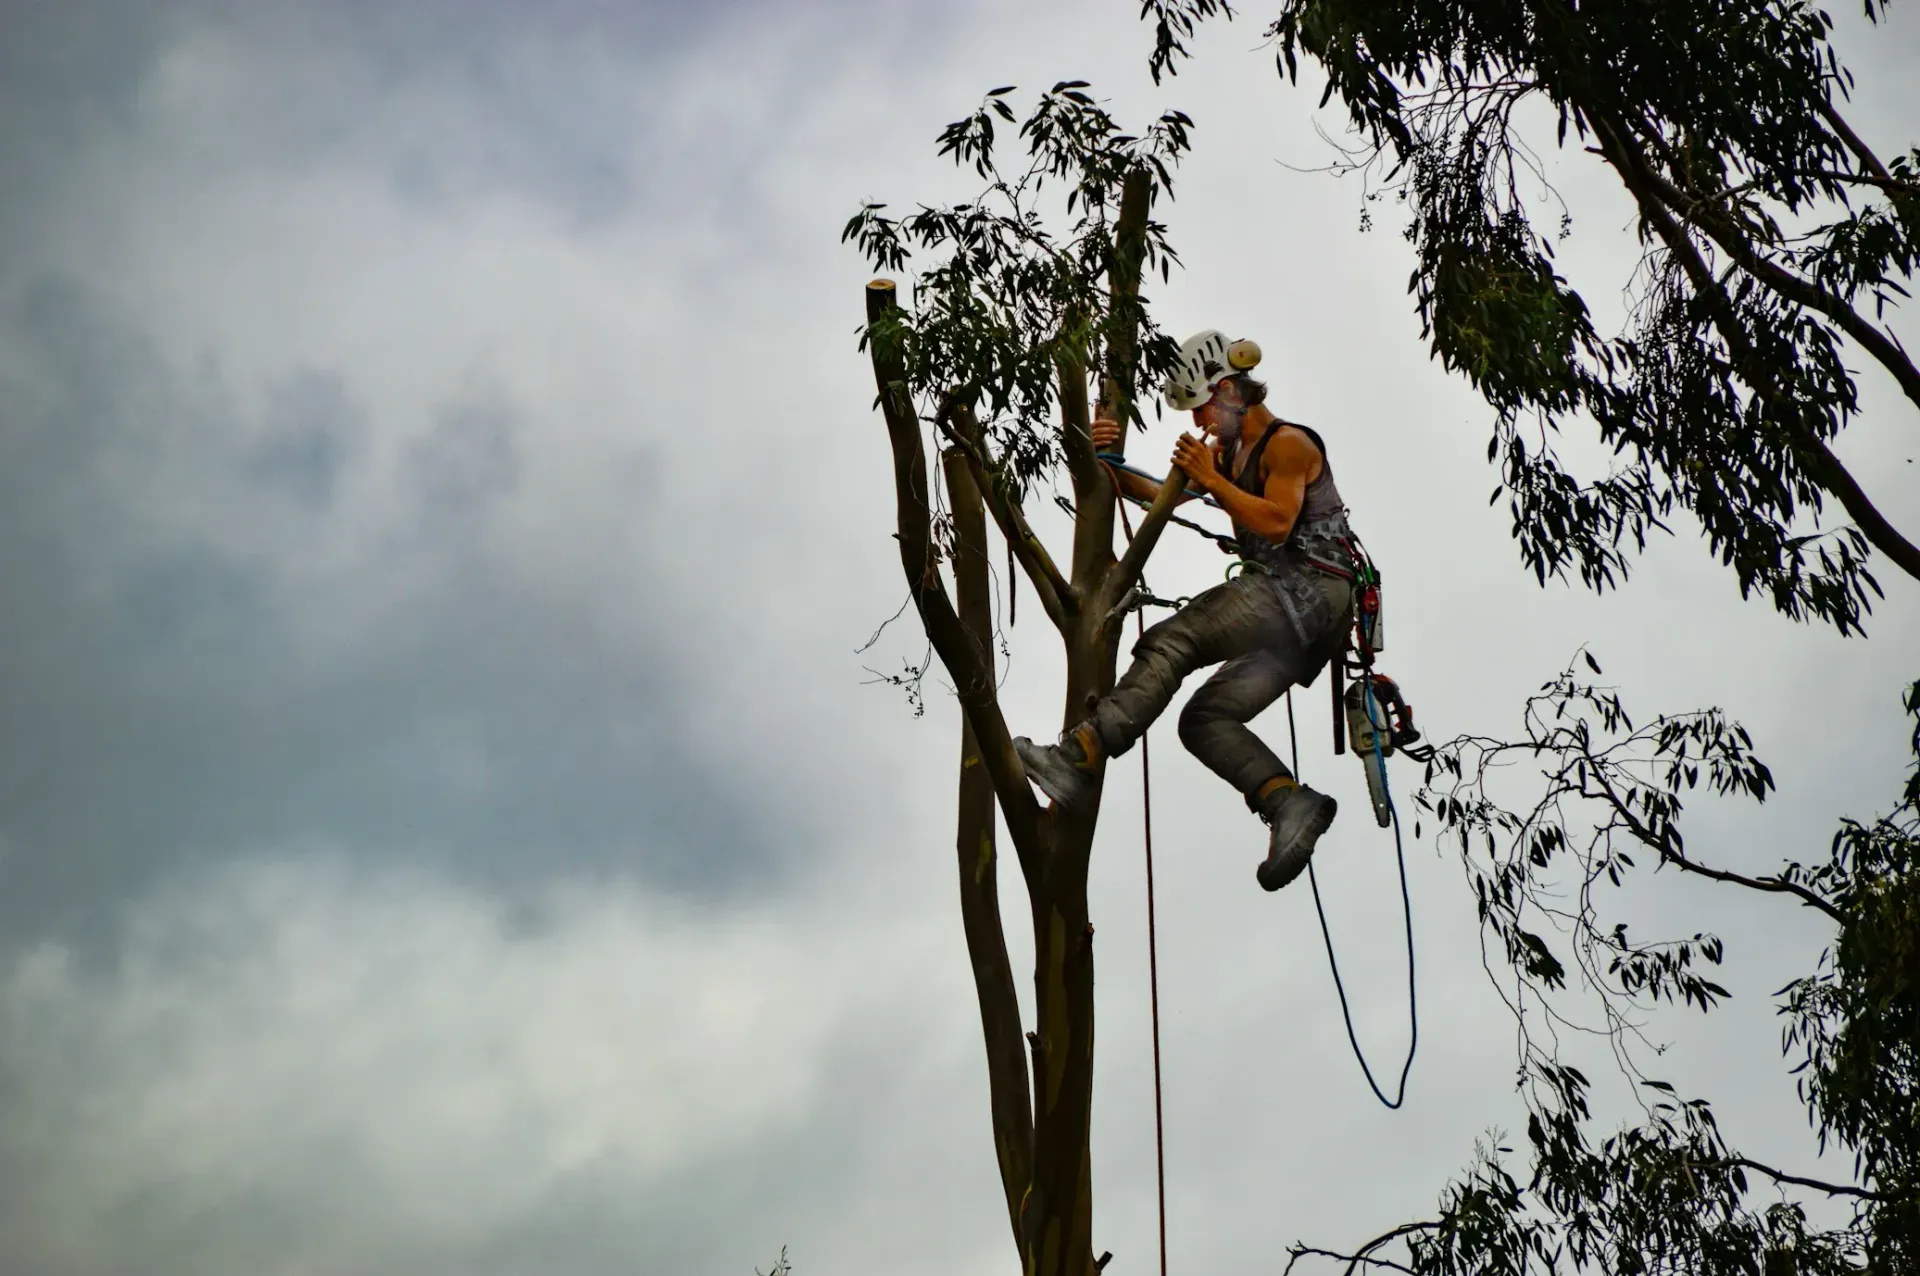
[1224,372,1268,406]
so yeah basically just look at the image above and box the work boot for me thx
[1255,782,1339,892]
[1013,723,1102,812]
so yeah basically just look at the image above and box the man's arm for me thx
[1092,418,1201,506]
[1172,427,1317,543]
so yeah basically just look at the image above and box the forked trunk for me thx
[861,171,1170,1276]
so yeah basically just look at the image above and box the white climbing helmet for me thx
[1164,329,1263,411]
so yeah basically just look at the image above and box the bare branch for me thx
[1068,168,1153,596]
[1056,351,1118,592]
[1657,849,1848,925]
[1283,1221,1437,1276]
[1057,345,1101,505]
[945,400,1076,628]
[1721,1156,1893,1202]
[1101,170,1152,453]
[1595,122,1920,584]
[1801,434,1920,585]
[1816,97,1896,185]
[869,280,1044,853]
[1107,468,1191,609]
[1626,133,1920,417]
[1283,1249,1415,1276]
[1672,167,1920,207]
[1575,742,1848,925]
[945,449,1038,1253]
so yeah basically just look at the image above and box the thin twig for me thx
[1283,1221,1437,1276]
[1724,1156,1894,1202]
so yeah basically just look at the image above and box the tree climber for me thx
[1015,331,1359,891]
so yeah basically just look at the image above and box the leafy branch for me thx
[1284,665,1920,1273]
[1145,0,1920,630]
[847,83,1192,507]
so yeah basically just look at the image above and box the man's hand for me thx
[1171,432,1220,491]
[1090,418,1123,451]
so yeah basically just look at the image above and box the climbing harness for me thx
[1336,545,1434,825]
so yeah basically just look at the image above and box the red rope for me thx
[1110,474,1169,1276]
[1139,611,1168,1276]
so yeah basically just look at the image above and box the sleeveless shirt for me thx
[1228,420,1355,579]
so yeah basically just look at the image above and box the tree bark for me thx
[1103,170,1152,452]
[947,400,1077,630]
[1025,855,1099,1276]
[1109,470,1193,608]
[1061,352,1118,589]
[867,280,1046,870]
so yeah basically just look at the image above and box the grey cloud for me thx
[0,0,913,958]
[0,857,1010,1276]
[0,0,901,240]
[247,370,363,509]
[0,277,789,951]
[407,390,520,532]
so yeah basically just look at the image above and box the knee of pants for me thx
[1178,668,1270,739]
[1176,693,1226,752]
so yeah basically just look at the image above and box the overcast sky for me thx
[0,2,1915,1274]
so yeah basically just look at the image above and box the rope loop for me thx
[1288,687,1420,1110]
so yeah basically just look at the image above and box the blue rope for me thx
[1289,682,1420,1110]
[1094,452,1222,508]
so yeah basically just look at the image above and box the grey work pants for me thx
[1091,568,1352,800]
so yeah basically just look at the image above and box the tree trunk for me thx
[1025,848,1098,1276]
[946,450,1037,1254]
[861,171,1168,1274]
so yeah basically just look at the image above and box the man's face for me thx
[1192,379,1248,441]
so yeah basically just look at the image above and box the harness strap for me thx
[1233,421,1285,492]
